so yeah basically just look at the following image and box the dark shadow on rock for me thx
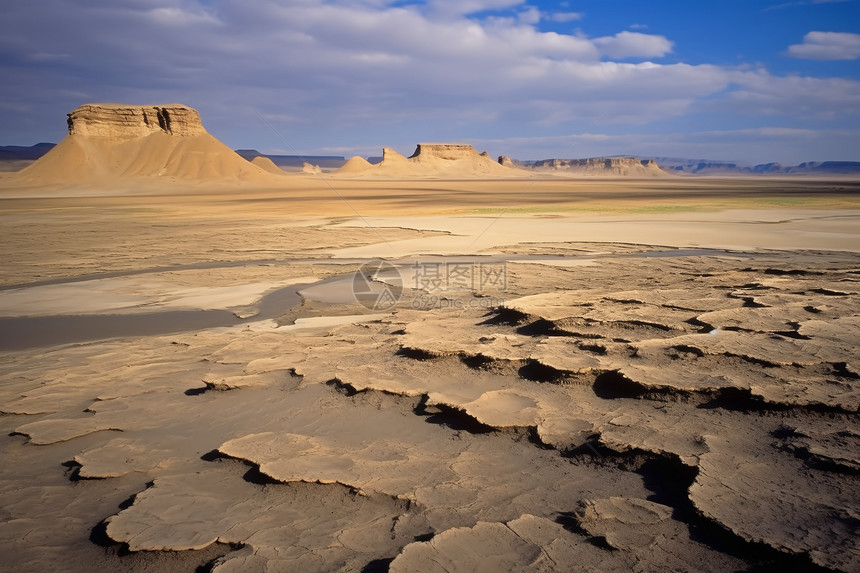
[362,557,395,573]
[519,360,568,383]
[764,268,822,276]
[201,449,228,462]
[637,457,699,521]
[479,307,529,326]
[90,520,121,550]
[241,465,283,486]
[554,511,615,550]
[515,318,569,337]
[578,343,607,355]
[415,397,496,434]
[327,377,359,396]
[61,459,83,481]
[811,288,849,296]
[682,317,713,333]
[592,371,647,399]
[460,354,496,370]
[697,387,768,411]
[396,347,437,361]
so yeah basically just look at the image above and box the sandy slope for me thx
[16,132,284,186]
[250,156,285,175]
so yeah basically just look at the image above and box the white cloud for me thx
[425,0,525,17]
[517,6,541,24]
[550,12,583,23]
[767,0,849,9]
[787,31,860,60]
[711,70,860,119]
[593,31,674,59]
[146,6,220,26]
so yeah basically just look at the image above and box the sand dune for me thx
[337,155,374,174]
[250,156,285,175]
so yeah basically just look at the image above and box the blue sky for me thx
[1,0,859,163]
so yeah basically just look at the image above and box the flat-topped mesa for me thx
[409,143,483,161]
[18,102,284,185]
[532,157,657,169]
[66,103,207,138]
[528,156,668,176]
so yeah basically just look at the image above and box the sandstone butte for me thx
[16,103,283,186]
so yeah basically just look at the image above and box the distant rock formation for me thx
[517,157,669,177]
[498,155,515,167]
[17,103,282,186]
[335,143,516,177]
[755,161,860,175]
[655,158,860,175]
[532,157,668,177]
[301,162,322,174]
[0,143,56,161]
[402,143,514,174]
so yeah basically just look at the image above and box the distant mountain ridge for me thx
[235,149,345,168]
[0,143,56,160]
[651,157,860,175]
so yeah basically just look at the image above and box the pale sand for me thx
[0,275,319,317]
[0,178,858,572]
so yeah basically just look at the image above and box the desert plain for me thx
[0,107,859,573]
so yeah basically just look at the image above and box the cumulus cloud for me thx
[517,6,541,24]
[787,31,860,60]
[711,69,860,120]
[425,0,525,17]
[767,0,850,10]
[593,31,674,59]
[549,12,583,23]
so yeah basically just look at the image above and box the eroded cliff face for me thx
[409,143,482,161]
[66,103,206,138]
[532,157,657,170]
[524,157,668,176]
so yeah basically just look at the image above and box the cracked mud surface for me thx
[1,240,858,571]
